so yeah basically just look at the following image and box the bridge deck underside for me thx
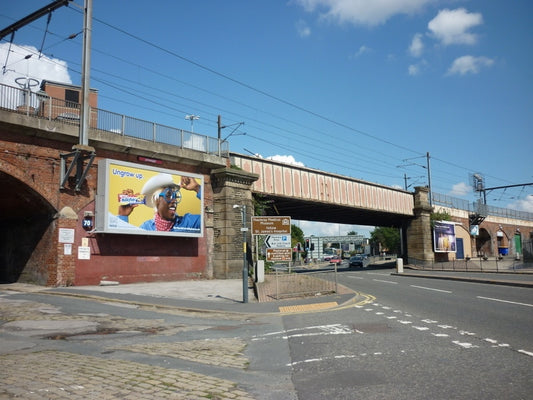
[259,194,412,227]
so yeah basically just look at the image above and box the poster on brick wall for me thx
[433,221,456,253]
[95,159,204,237]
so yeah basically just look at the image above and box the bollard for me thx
[256,260,265,283]
[396,258,404,273]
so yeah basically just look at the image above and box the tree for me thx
[291,224,305,261]
[370,227,400,254]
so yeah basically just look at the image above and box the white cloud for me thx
[450,182,471,196]
[428,8,483,46]
[296,19,312,37]
[408,64,420,76]
[447,55,494,75]
[266,155,305,167]
[353,45,371,58]
[409,33,424,57]
[507,195,533,213]
[0,43,71,87]
[293,0,431,27]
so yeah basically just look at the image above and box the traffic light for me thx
[305,239,310,250]
[310,242,315,251]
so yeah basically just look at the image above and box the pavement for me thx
[2,266,531,315]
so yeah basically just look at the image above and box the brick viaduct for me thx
[1,108,532,286]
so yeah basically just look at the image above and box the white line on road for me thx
[410,285,452,293]
[477,296,533,308]
[518,349,533,357]
[373,279,398,284]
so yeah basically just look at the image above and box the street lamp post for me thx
[185,114,199,132]
[234,204,248,303]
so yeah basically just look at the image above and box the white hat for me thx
[141,173,179,208]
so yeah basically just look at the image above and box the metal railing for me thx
[266,267,338,300]
[408,256,532,272]
[432,192,533,221]
[0,83,229,157]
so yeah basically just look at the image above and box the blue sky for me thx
[2,0,532,237]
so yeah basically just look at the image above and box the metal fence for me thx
[265,267,339,300]
[0,83,229,157]
[432,192,533,222]
[408,256,532,272]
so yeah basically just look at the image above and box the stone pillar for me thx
[211,167,258,279]
[406,186,434,263]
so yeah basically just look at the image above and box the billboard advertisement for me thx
[96,159,203,237]
[433,221,456,253]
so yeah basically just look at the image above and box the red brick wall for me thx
[0,130,210,286]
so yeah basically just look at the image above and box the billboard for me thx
[96,159,203,237]
[433,221,456,253]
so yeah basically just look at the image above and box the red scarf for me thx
[154,213,175,231]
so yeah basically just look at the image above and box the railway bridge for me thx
[1,82,531,285]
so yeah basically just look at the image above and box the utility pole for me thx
[426,152,432,206]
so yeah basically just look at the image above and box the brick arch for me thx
[0,158,57,215]
[0,162,57,283]
[477,227,492,257]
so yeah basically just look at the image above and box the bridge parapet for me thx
[231,154,414,216]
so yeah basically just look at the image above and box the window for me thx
[65,89,79,104]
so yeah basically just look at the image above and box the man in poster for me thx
[118,173,201,234]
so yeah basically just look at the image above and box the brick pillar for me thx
[406,186,434,263]
[48,207,78,286]
[211,167,258,279]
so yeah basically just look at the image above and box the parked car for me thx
[329,255,342,265]
[349,254,365,268]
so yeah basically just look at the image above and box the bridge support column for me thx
[406,186,434,265]
[211,167,258,279]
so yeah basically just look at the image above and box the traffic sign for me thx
[266,248,292,261]
[251,216,291,235]
[264,234,291,248]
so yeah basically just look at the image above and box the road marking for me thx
[413,326,429,331]
[410,285,452,293]
[373,279,398,284]
[453,340,479,349]
[518,350,533,357]
[477,296,533,308]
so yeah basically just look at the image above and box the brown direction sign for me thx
[266,248,292,262]
[251,216,291,235]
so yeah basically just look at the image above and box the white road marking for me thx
[413,326,429,331]
[421,319,438,324]
[373,279,398,284]
[518,350,533,357]
[410,285,452,293]
[432,333,449,337]
[477,296,533,308]
[453,341,479,349]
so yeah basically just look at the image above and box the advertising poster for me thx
[96,159,203,237]
[433,221,456,253]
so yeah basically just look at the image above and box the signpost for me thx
[252,216,291,235]
[252,216,292,262]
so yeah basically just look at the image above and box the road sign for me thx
[266,248,292,261]
[264,234,291,248]
[251,216,291,235]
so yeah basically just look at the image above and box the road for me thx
[283,266,533,399]
[1,269,532,399]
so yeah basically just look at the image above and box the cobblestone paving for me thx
[115,338,249,369]
[0,295,256,399]
[0,351,254,399]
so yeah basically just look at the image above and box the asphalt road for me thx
[282,267,533,399]
[1,269,532,399]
